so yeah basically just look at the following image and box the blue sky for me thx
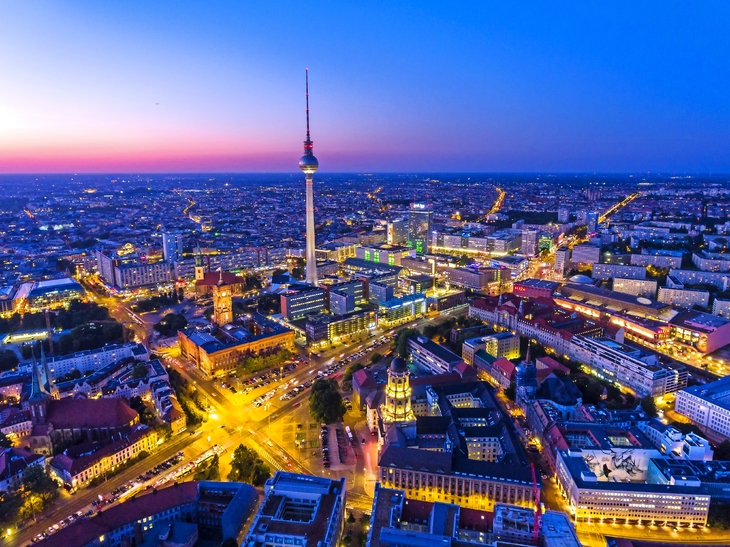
[0,1,728,172]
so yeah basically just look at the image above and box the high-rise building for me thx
[386,218,408,244]
[521,229,538,257]
[557,206,570,223]
[554,247,569,275]
[586,211,599,232]
[299,69,319,286]
[162,230,183,263]
[408,202,433,254]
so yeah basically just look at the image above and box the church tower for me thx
[28,356,50,426]
[194,242,206,281]
[381,357,415,423]
[212,270,233,326]
[40,345,60,400]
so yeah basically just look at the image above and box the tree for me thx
[505,382,516,402]
[308,379,346,424]
[0,350,19,373]
[154,313,187,337]
[640,395,658,417]
[131,363,148,379]
[370,352,382,364]
[343,363,365,383]
[0,432,12,449]
[228,444,271,486]
[715,440,730,461]
[394,328,420,358]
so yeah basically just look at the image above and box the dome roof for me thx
[568,274,593,284]
[390,357,408,373]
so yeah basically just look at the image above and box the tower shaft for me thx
[305,174,317,285]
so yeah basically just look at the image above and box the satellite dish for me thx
[637,297,652,305]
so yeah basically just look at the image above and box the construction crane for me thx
[530,463,541,545]
[242,247,269,268]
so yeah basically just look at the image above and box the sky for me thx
[0,1,729,174]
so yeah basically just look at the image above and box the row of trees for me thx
[168,368,208,427]
[0,300,111,335]
[235,348,292,375]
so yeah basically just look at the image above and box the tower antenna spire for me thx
[305,68,311,141]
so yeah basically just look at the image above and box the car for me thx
[267,441,274,447]
[361,438,366,445]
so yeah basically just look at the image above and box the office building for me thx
[244,472,346,547]
[512,278,560,299]
[569,336,687,398]
[668,310,730,353]
[557,206,571,223]
[638,418,713,460]
[592,263,647,281]
[378,293,426,326]
[280,284,327,320]
[162,230,183,263]
[657,287,710,310]
[387,218,408,245]
[405,274,433,294]
[357,243,414,266]
[408,202,433,254]
[570,244,600,265]
[462,333,520,365]
[612,277,657,298]
[676,376,730,441]
[46,342,149,379]
[305,310,376,344]
[408,335,464,374]
[586,211,599,232]
[445,267,504,291]
[521,229,538,257]
[554,247,570,275]
[39,481,258,547]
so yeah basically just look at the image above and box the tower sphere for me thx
[299,154,319,174]
[390,357,408,373]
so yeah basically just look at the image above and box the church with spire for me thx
[192,242,247,298]
[26,348,139,456]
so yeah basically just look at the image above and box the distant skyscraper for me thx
[554,247,569,275]
[521,229,538,257]
[387,218,408,245]
[408,203,433,254]
[586,211,599,233]
[557,206,570,223]
[299,69,319,286]
[162,230,183,263]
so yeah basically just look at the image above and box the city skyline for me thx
[1,2,729,174]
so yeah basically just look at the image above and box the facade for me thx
[212,279,233,326]
[675,376,730,441]
[657,287,710,310]
[612,277,657,298]
[387,219,408,245]
[462,333,520,365]
[668,310,730,354]
[630,251,683,269]
[114,260,174,289]
[554,247,569,275]
[280,284,326,320]
[521,229,538,257]
[36,481,258,547]
[408,203,433,254]
[712,298,730,317]
[304,310,376,344]
[356,243,414,266]
[570,244,600,265]
[179,314,295,377]
[669,268,730,290]
[638,418,713,460]
[408,335,464,374]
[513,279,560,299]
[445,267,504,291]
[162,231,183,263]
[692,251,730,272]
[381,358,415,423]
[592,263,647,281]
[570,336,687,398]
[20,278,85,312]
[244,472,346,547]
[378,293,426,326]
[46,342,149,379]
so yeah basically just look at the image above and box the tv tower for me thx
[299,68,319,286]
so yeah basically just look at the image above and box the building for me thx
[445,267,504,291]
[675,376,730,441]
[18,278,85,312]
[305,310,376,345]
[299,74,320,285]
[409,202,434,254]
[37,481,259,547]
[244,472,346,547]
[554,247,570,276]
[45,342,149,379]
[513,279,561,299]
[381,357,416,423]
[50,424,157,489]
[586,211,599,232]
[356,243,414,266]
[570,244,600,265]
[462,333,520,365]
[668,310,730,354]
[162,231,184,263]
[713,298,730,317]
[387,218,409,245]
[0,447,45,491]
[521,229,538,257]
[569,336,687,398]
[630,250,683,269]
[408,335,464,374]
[211,275,233,326]
[612,277,658,298]
[280,284,326,320]
[657,287,710,310]
[378,293,426,326]
[592,263,647,281]
[638,418,713,461]
[556,449,710,526]
[692,251,730,272]
[669,268,730,290]
[179,314,294,377]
